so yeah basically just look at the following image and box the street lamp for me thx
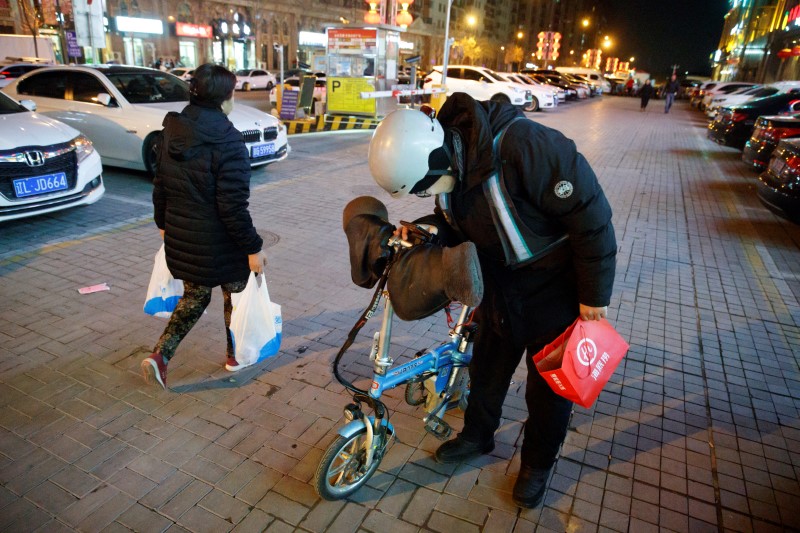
[579,18,590,64]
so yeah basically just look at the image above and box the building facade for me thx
[3,0,605,73]
[712,0,800,83]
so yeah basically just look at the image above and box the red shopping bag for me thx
[533,318,629,409]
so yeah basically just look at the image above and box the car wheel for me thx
[524,96,539,112]
[266,81,274,91]
[490,94,511,105]
[243,82,251,91]
[143,132,162,178]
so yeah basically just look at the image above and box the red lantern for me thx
[777,48,792,59]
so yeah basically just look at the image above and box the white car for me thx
[235,69,276,91]
[699,82,757,110]
[169,67,194,81]
[4,65,290,176]
[512,73,566,102]
[497,72,558,111]
[705,81,800,118]
[423,65,532,108]
[0,91,104,222]
[269,76,327,107]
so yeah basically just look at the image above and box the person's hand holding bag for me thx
[249,250,268,274]
[579,303,608,321]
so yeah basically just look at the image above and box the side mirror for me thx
[20,99,37,112]
[96,93,112,106]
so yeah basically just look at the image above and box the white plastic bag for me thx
[230,272,282,367]
[143,244,184,318]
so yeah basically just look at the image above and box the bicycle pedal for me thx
[424,415,452,440]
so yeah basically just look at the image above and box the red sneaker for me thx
[225,356,243,372]
[141,352,168,390]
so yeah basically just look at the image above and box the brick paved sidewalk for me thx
[0,95,798,532]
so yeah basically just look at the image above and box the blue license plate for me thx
[251,143,275,158]
[13,172,68,198]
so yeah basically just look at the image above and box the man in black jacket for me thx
[665,74,680,113]
[367,92,617,508]
[142,64,268,390]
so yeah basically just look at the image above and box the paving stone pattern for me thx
[0,96,798,532]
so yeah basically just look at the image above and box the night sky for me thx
[603,0,729,79]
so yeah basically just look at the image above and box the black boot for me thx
[434,435,494,464]
[512,463,554,508]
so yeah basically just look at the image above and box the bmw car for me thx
[3,65,289,176]
[0,91,103,222]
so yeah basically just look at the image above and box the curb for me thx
[284,114,380,135]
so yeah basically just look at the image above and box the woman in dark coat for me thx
[142,64,268,390]
[640,79,655,111]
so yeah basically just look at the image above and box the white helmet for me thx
[368,108,446,198]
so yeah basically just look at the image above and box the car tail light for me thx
[424,77,433,84]
[731,111,749,122]
[776,127,800,139]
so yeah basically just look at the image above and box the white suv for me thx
[423,65,532,108]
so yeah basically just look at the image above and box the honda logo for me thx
[24,151,45,167]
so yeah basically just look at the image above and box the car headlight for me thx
[71,134,95,163]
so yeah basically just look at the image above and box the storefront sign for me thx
[66,31,81,57]
[279,89,299,120]
[299,31,326,47]
[116,16,163,34]
[789,5,800,27]
[176,22,212,39]
[327,77,376,115]
[328,28,377,55]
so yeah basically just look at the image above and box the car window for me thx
[106,71,190,104]
[0,91,26,114]
[254,70,266,76]
[69,72,107,104]
[236,70,251,76]
[16,71,67,99]
[462,69,487,82]
[446,68,461,79]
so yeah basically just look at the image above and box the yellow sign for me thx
[327,77,376,115]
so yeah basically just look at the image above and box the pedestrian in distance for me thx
[142,63,269,391]
[366,92,618,509]
[625,76,634,96]
[640,79,655,111]
[664,73,680,113]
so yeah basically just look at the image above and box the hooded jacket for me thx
[433,92,617,346]
[153,104,263,286]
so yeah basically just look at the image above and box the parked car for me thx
[0,62,50,88]
[423,65,532,108]
[4,65,290,175]
[555,67,611,93]
[757,138,800,223]
[0,91,104,222]
[169,67,194,81]
[708,80,800,116]
[234,69,276,91]
[269,75,327,109]
[503,72,565,104]
[699,81,757,110]
[707,92,800,149]
[691,80,720,108]
[742,114,800,170]
[495,72,557,111]
[527,72,578,100]
[525,70,589,99]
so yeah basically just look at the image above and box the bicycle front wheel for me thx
[315,428,385,500]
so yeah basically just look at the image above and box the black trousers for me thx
[460,310,574,469]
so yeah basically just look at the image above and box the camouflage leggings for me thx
[154,279,247,362]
